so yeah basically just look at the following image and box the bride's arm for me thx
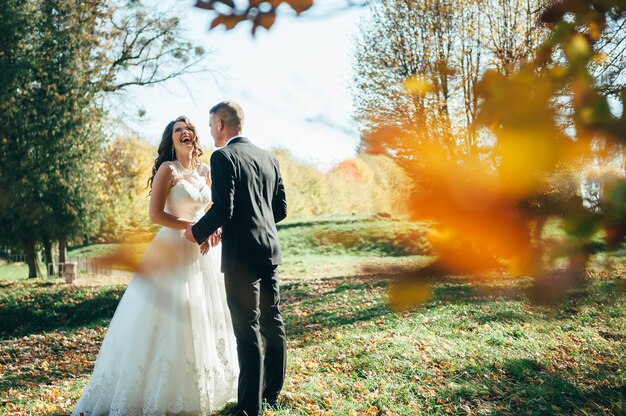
[149,163,194,230]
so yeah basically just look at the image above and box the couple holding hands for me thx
[73,101,288,416]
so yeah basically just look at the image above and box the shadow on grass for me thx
[282,278,392,343]
[277,216,374,230]
[475,309,529,325]
[288,302,392,340]
[282,276,531,345]
[442,358,625,414]
[282,274,623,347]
[428,281,527,305]
[283,274,525,306]
[0,283,125,339]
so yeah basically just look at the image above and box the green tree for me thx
[0,0,208,277]
[0,0,52,277]
[37,1,107,275]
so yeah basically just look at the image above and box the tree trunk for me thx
[58,237,67,277]
[43,239,54,276]
[25,239,39,278]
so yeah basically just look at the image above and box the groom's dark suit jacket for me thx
[191,137,287,272]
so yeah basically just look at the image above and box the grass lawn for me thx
[279,275,625,415]
[0,261,31,281]
[0,215,624,415]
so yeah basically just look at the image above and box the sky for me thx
[119,2,366,169]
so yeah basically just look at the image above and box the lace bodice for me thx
[164,161,211,222]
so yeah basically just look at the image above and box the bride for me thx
[73,116,238,416]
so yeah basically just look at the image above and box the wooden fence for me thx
[1,247,110,277]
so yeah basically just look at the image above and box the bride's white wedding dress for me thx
[73,161,238,416]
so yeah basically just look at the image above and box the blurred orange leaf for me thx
[253,12,276,34]
[284,0,314,14]
[194,1,216,11]
[210,14,247,30]
[250,0,282,6]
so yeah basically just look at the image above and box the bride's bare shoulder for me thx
[153,162,177,185]
[159,161,175,170]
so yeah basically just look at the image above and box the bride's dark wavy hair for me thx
[147,115,203,193]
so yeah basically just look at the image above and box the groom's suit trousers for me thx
[224,264,287,416]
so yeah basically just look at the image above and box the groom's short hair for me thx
[210,101,244,131]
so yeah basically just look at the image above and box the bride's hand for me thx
[200,240,210,255]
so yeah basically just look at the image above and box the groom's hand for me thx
[208,227,222,247]
[184,224,197,243]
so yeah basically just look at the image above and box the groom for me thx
[184,101,287,416]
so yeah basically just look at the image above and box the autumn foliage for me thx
[364,0,626,304]
[195,0,626,306]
